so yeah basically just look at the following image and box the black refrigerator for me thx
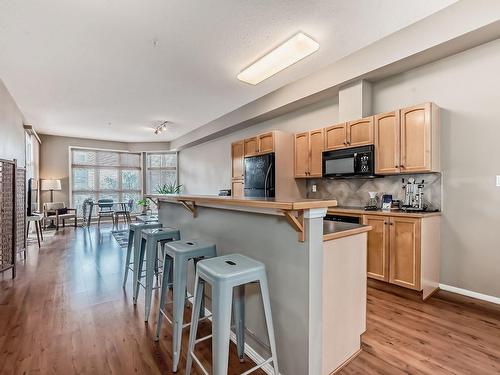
[244,153,275,198]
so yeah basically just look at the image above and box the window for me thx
[146,152,178,194]
[70,148,142,216]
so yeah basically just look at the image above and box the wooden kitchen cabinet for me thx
[231,180,244,198]
[244,137,259,156]
[231,141,244,180]
[324,123,347,151]
[244,132,275,156]
[375,111,401,174]
[294,132,309,178]
[309,129,323,177]
[258,132,274,154]
[363,215,389,282]
[375,103,440,174]
[400,102,440,173]
[324,118,374,150]
[347,116,374,147]
[360,212,441,300]
[294,129,324,178]
[389,217,421,290]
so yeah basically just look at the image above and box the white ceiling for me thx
[0,0,456,142]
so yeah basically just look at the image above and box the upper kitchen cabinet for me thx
[375,103,440,174]
[375,111,401,174]
[324,123,347,151]
[346,116,374,147]
[231,141,244,180]
[294,132,309,178]
[258,132,274,154]
[294,129,324,178]
[400,102,440,173]
[244,132,275,156]
[244,137,259,156]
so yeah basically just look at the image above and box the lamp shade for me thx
[41,179,62,191]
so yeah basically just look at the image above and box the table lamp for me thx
[41,179,62,202]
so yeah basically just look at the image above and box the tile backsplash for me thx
[307,173,442,210]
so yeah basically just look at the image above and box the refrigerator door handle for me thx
[264,162,273,198]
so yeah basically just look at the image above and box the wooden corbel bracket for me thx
[282,210,305,242]
[179,200,197,217]
[148,197,159,207]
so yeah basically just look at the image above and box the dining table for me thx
[84,201,129,226]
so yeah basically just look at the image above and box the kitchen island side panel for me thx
[158,201,309,375]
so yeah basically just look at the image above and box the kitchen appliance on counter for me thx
[322,145,376,178]
[218,189,231,196]
[364,191,379,210]
[401,177,427,211]
[244,153,275,198]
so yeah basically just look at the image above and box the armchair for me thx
[43,202,77,230]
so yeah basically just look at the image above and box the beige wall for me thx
[39,134,169,206]
[178,97,339,194]
[179,38,500,298]
[0,79,25,165]
[371,38,500,297]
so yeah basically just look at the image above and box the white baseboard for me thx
[439,283,500,305]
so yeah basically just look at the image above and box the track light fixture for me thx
[154,121,168,135]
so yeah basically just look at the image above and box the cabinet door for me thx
[244,137,259,157]
[258,132,274,154]
[347,117,374,147]
[400,103,432,172]
[389,217,421,290]
[324,123,347,151]
[231,141,244,180]
[294,132,309,178]
[375,111,400,174]
[309,129,324,177]
[363,215,389,281]
[232,180,244,198]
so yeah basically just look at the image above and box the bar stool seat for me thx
[186,254,279,375]
[135,227,180,322]
[123,222,162,292]
[155,239,217,372]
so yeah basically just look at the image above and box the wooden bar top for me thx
[147,194,337,211]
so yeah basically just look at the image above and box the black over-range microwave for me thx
[322,145,376,178]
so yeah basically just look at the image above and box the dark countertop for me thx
[327,206,441,218]
[323,220,372,241]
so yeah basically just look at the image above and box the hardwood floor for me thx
[1,225,499,375]
[339,282,500,375]
[0,225,265,375]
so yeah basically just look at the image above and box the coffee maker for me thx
[401,178,427,211]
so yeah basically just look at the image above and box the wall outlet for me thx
[311,184,317,193]
[497,176,500,187]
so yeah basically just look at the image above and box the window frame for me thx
[68,146,143,217]
[145,151,178,194]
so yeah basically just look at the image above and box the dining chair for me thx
[97,199,115,226]
[115,198,134,224]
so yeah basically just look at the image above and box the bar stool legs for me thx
[232,285,246,362]
[122,229,134,288]
[186,254,279,375]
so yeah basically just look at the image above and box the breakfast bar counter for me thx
[149,194,369,375]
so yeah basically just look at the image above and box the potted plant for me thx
[137,198,151,215]
[156,181,183,195]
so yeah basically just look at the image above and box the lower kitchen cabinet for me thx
[232,180,244,198]
[363,214,440,300]
[363,215,389,282]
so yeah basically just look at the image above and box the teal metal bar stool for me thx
[122,222,162,292]
[134,227,180,322]
[154,239,217,372]
[186,254,279,375]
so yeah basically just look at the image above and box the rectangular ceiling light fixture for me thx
[237,32,319,85]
